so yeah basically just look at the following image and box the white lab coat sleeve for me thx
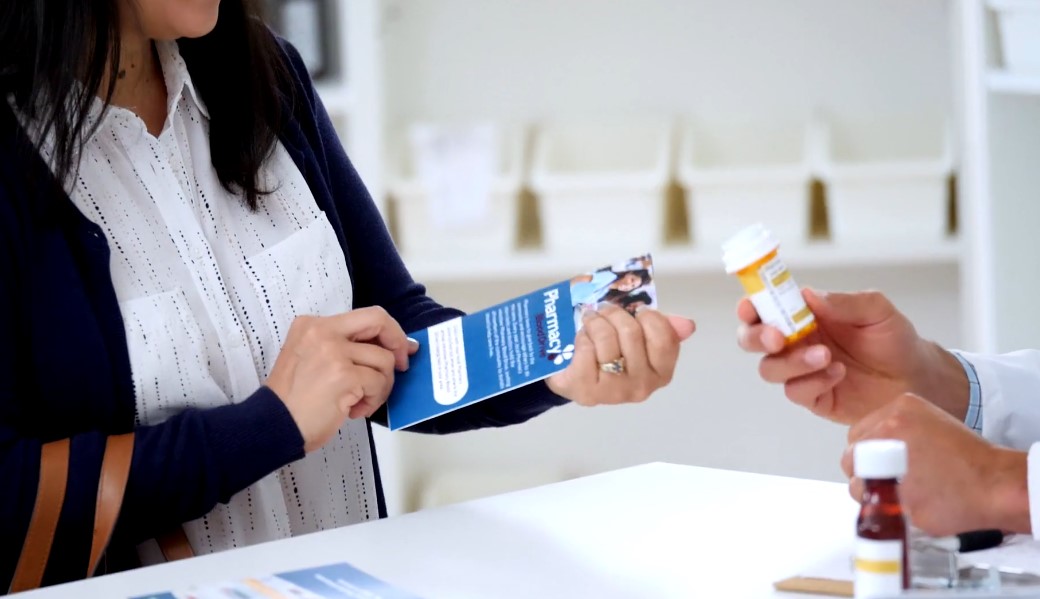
[956,350,1040,450]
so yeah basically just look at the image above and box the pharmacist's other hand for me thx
[842,393,1030,537]
[547,305,695,406]
[736,289,965,425]
[266,308,418,453]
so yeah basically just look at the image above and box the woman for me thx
[0,0,695,589]
[570,268,652,306]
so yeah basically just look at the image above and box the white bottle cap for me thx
[721,223,780,274]
[854,439,908,479]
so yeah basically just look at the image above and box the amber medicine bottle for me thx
[722,224,816,345]
[853,439,910,598]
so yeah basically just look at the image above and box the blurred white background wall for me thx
[382,1,952,127]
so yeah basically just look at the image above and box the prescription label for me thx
[749,256,814,338]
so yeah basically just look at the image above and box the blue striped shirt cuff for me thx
[952,351,983,433]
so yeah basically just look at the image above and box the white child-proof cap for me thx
[721,223,781,274]
[854,439,908,479]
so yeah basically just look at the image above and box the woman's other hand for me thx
[548,305,695,406]
[265,307,419,452]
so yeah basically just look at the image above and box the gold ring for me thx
[599,357,626,374]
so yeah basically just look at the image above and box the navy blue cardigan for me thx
[0,41,566,589]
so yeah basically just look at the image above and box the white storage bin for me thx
[388,123,525,258]
[678,119,812,249]
[992,0,1040,75]
[530,120,672,254]
[817,115,953,244]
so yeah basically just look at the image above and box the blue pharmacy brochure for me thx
[387,253,657,430]
[131,562,423,599]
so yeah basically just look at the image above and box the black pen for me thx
[928,529,1006,553]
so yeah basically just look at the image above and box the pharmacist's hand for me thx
[266,308,419,453]
[842,393,1030,537]
[547,305,695,406]
[736,289,966,425]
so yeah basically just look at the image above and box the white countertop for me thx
[18,463,861,598]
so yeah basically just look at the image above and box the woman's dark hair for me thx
[0,0,292,210]
[614,268,652,288]
[619,290,652,310]
[600,288,652,308]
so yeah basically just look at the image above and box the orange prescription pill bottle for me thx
[722,223,816,345]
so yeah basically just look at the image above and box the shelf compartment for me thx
[678,118,813,249]
[389,123,526,258]
[530,119,673,254]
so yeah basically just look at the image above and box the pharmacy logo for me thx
[548,344,575,365]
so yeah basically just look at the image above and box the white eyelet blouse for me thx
[30,41,379,558]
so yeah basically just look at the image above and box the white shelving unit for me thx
[405,241,963,285]
[305,0,1035,516]
[960,0,1040,353]
[987,70,1040,95]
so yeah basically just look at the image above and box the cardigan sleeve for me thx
[276,40,569,434]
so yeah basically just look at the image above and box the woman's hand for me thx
[265,307,418,453]
[547,305,695,405]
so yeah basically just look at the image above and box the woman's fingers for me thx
[664,314,696,341]
[271,311,407,452]
[548,306,686,406]
[582,309,623,371]
[600,305,649,375]
[344,341,397,380]
[639,309,682,381]
[323,307,412,371]
[345,363,394,420]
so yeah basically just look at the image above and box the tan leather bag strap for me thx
[88,433,134,577]
[13,433,192,592]
[9,439,71,593]
[156,527,195,562]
